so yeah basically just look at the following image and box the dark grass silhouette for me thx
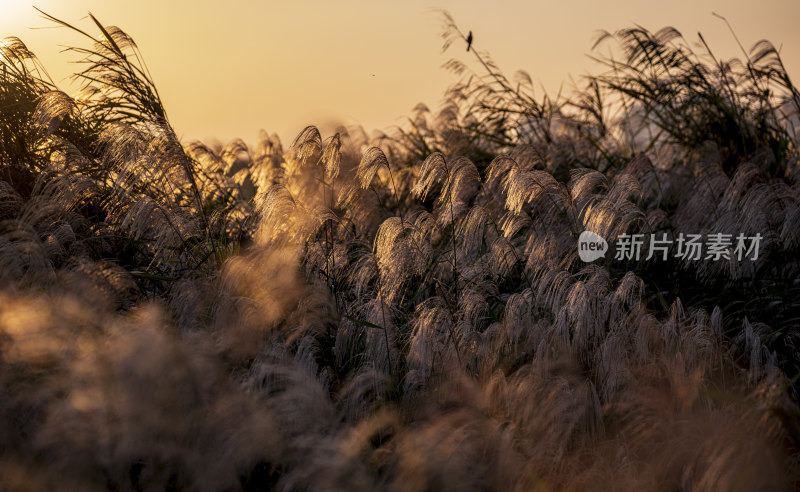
[0,9,799,491]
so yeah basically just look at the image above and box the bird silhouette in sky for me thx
[466,31,473,52]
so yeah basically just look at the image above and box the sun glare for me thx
[0,3,26,30]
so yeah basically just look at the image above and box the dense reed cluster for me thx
[0,10,799,491]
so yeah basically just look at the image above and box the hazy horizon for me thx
[2,0,798,145]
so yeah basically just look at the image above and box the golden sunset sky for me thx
[2,1,798,145]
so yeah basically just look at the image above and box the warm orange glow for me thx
[2,1,798,145]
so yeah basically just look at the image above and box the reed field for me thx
[0,9,799,491]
